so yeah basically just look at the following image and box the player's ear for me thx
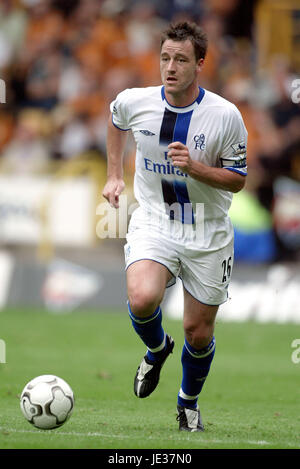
[197,58,204,72]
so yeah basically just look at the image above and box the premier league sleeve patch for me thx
[220,141,247,176]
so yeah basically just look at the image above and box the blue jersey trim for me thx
[224,167,247,176]
[159,108,177,145]
[196,87,205,104]
[159,108,193,145]
[173,180,194,224]
[161,179,194,224]
[161,86,205,108]
[173,110,193,145]
[112,116,130,131]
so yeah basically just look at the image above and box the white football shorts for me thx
[124,207,234,306]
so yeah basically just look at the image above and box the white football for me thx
[20,374,74,430]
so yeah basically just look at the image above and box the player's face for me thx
[160,39,203,105]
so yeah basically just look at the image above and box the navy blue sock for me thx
[128,302,166,363]
[178,337,216,409]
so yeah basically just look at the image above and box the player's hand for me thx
[167,142,193,174]
[102,177,125,208]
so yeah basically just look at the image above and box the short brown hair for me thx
[160,22,208,61]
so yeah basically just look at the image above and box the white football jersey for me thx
[110,86,247,249]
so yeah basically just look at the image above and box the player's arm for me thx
[168,142,246,193]
[102,114,128,208]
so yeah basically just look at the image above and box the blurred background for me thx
[0,0,299,322]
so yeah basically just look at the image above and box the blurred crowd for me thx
[0,0,300,259]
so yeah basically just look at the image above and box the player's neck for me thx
[164,85,200,108]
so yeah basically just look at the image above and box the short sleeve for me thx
[110,89,131,131]
[219,107,248,176]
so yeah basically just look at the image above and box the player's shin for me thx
[178,337,216,409]
[127,302,167,363]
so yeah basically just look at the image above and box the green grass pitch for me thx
[0,308,299,449]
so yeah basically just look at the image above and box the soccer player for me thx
[103,21,247,432]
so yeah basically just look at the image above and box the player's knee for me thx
[184,320,214,350]
[128,289,161,317]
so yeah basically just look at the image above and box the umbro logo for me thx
[139,129,155,136]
